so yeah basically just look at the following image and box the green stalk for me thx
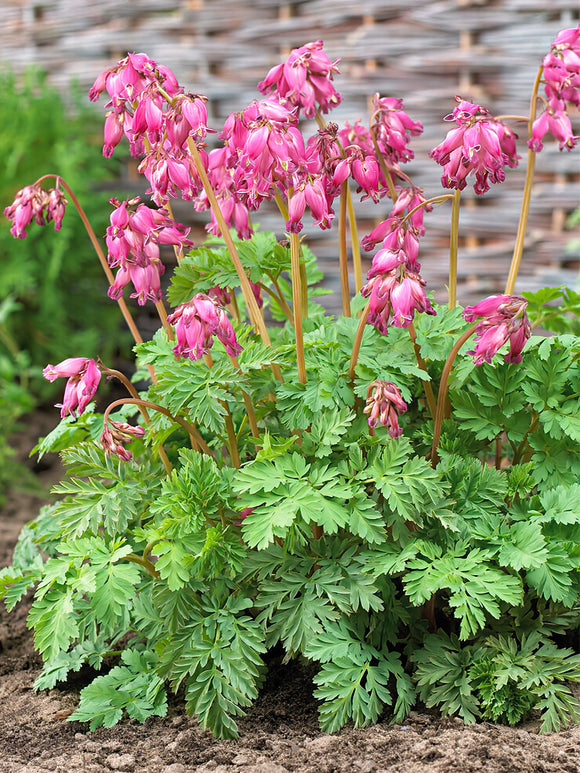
[185,139,281,383]
[338,181,351,316]
[504,65,544,295]
[448,189,461,309]
[346,186,363,293]
[429,324,477,466]
[349,302,370,381]
[290,231,307,384]
[407,324,437,418]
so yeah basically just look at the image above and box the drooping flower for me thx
[430,98,519,194]
[361,266,436,335]
[364,380,408,437]
[370,94,424,167]
[257,40,342,117]
[4,183,68,239]
[43,358,101,418]
[101,420,146,462]
[463,294,531,365]
[168,293,242,360]
[105,198,191,304]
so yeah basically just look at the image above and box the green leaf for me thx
[412,633,481,723]
[497,522,548,571]
[27,588,79,661]
[68,649,167,730]
[526,544,577,605]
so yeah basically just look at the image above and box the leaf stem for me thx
[429,324,478,466]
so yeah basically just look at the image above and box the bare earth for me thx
[1,414,579,773]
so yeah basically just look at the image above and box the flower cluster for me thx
[463,294,531,365]
[167,293,242,361]
[101,420,145,462]
[363,380,408,437]
[3,183,67,239]
[257,40,341,117]
[430,98,519,194]
[529,23,580,152]
[90,52,209,206]
[106,198,192,305]
[43,357,101,418]
[361,187,435,334]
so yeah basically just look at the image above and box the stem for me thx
[430,324,478,466]
[449,189,461,309]
[289,231,307,384]
[223,406,240,468]
[338,181,351,316]
[504,65,543,295]
[407,324,437,419]
[369,128,398,202]
[346,186,363,293]
[230,355,260,439]
[349,302,370,381]
[401,194,454,228]
[104,397,212,457]
[37,175,145,349]
[124,552,160,579]
[185,139,270,343]
[263,275,294,325]
[155,299,174,341]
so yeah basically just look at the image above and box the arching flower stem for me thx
[407,324,437,418]
[35,175,145,349]
[349,302,370,381]
[430,324,478,466]
[185,138,279,381]
[504,65,544,295]
[103,397,212,458]
[100,365,173,472]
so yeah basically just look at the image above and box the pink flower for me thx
[463,294,531,365]
[108,261,165,305]
[361,266,435,335]
[258,40,341,117]
[43,358,101,418]
[364,380,408,437]
[168,293,242,360]
[430,98,519,194]
[101,421,145,462]
[529,106,578,152]
[371,94,423,167]
[4,183,68,239]
[105,198,190,303]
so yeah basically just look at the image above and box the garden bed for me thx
[0,415,579,773]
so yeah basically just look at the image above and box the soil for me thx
[1,414,580,773]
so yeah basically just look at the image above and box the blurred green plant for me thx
[0,68,129,399]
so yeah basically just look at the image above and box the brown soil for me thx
[1,414,579,773]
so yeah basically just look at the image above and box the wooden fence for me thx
[2,0,579,308]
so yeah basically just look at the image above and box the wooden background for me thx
[2,0,579,309]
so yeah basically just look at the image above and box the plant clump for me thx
[2,29,580,739]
